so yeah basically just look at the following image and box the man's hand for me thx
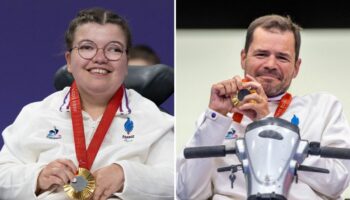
[92,164,124,200]
[209,75,269,120]
[209,76,244,116]
[235,75,269,120]
[36,159,77,195]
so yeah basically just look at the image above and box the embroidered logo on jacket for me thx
[47,126,61,139]
[225,128,237,139]
[122,117,135,142]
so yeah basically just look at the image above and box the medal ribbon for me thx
[232,92,292,123]
[70,81,124,170]
[274,93,292,118]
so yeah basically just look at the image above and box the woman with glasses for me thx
[0,7,174,200]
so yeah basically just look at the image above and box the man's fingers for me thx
[238,102,259,111]
[245,74,257,82]
[233,76,243,90]
[212,83,226,96]
[242,81,266,97]
[241,93,266,104]
[212,79,239,97]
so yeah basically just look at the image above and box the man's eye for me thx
[255,53,267,57]
[278,56,289,62]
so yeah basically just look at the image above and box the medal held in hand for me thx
[231,88,257,106]
[64,168,95,199]
[231,79,256,107]
[64,81,124,200]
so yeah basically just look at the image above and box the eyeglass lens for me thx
[77,41,124,61]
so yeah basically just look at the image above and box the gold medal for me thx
[66,83,123,199]
[231,89,257,107]
[231,96,240,107]
[64,168,96,200]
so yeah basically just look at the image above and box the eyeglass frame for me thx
[69,40,128,61]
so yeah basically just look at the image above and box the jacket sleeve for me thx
[0,105,46,200]
[114,127,174,200]
[176,109,232,200]
[297,95,350,199]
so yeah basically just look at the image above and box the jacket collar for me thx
[58,87,132,115]
[268,92,288,102]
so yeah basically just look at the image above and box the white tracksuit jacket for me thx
[177,92,350,200]
[0,87,174,200]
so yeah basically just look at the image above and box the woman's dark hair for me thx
[65,7,132,53]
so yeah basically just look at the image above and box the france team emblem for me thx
[123,117,135,142]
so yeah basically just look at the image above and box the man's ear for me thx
[240,49,247,70]
[293,58,301,78]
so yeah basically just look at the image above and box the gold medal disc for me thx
[231,88,258,107]
[231,96,240,107]
[64,168,96,200]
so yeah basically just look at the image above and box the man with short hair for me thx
[177,14,350,200]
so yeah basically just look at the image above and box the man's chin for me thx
[266,88,289,98]
[262,84,285,97]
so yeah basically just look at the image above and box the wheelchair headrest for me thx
[53,64,174,106]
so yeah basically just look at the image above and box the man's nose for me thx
[264,56,277,69]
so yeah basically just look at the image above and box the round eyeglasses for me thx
[70,40,126,61]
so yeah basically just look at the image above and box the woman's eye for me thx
[79,45,94,50]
